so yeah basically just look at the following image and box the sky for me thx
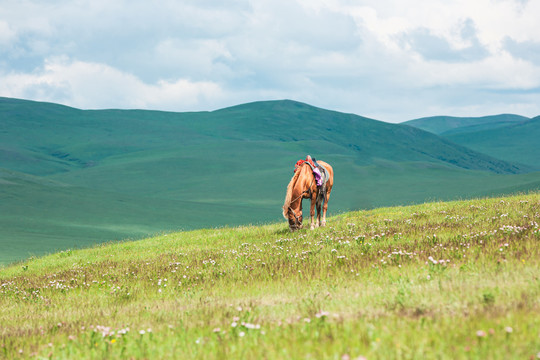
[1,0,539,122]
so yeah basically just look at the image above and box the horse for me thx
[282,159,334,231]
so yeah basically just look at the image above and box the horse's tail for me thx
[283,170,301,219]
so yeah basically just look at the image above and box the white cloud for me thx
[0,57,225,111]
[0,20,16,46]
[0,0,539,121]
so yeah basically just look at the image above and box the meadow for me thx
[1,193,539,359]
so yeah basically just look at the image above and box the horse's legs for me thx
[321,189,332,227]
[310,198,317,230]
[316,198,322,227]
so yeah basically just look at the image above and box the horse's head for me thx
[287,207,303,231]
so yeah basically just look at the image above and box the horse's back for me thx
[316,160,333,186]
[316,160,333,176]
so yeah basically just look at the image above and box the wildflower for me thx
[139,330,146,335]
[213,327,221,333]
[117,327,130,335]
[476,330,487,337]
[110,339,116,344]
[504,326,513,333]
[231,322,238,328]
[242,322,261,330]
[238,331,245,337]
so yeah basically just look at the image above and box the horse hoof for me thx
[310,224,315,230]
[321,221,326,227]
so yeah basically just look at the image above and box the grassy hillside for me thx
[404,114,540,169]
[2,97,540,265]
[403,114,529,135]
[1,97,525,176]
[443,116,540,169]
[1,193,539,359]
[0,168,278,265]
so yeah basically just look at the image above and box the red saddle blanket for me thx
[294,157,316,172]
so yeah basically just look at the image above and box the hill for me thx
[1,193,539,359]
[0,98,526,176]
[403,114,529,135]
[404,113,540,169]
[443,116,540,169]
[2,97,540,264]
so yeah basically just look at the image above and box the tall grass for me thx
[1,193,539,359]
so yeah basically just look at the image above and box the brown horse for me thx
[282,159,334,231]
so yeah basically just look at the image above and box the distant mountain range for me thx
[1,97,540,264]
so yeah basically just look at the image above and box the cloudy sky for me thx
[1,0,539,122]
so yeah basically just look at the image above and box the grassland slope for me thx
[1,193,539,359]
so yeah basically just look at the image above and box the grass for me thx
[1,193,539,359]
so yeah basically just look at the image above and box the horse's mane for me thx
[282,169,302,219]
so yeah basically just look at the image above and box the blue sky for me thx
[1,0,539,122]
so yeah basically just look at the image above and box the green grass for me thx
[1,193,539,359]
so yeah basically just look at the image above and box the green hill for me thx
[2,97,540,265]
[1,194,539,359]
[443,116,540,169]
[404,112,540,169]
[403,114,529,135]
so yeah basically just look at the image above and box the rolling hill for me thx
[404,114,540,169]
[2,97,540,264]
[403,114,529,135]
[443,116,540,169]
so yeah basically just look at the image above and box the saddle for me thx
[294,155,329,201]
